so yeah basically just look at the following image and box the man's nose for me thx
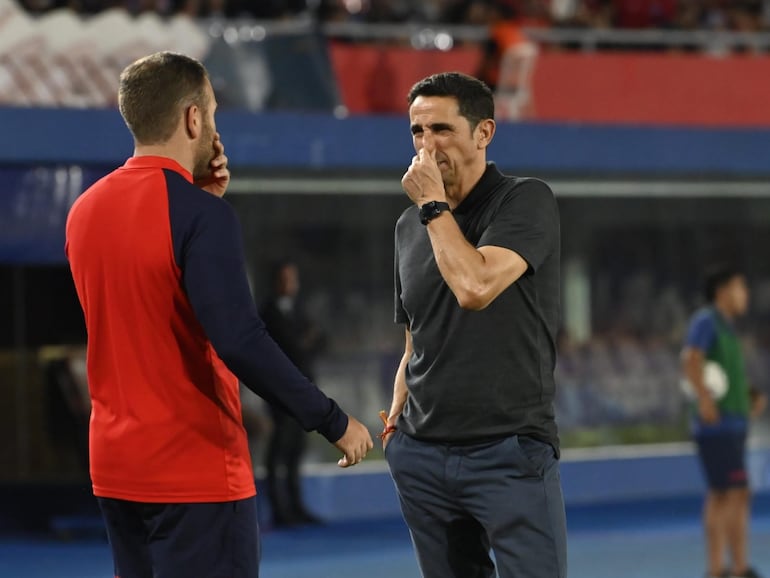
[422,131,437,152]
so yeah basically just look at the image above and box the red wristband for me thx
[378,425,397,440]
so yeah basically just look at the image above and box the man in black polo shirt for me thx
[382,72,566,578]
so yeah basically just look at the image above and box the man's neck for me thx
[133,143,193,176]
[444,160,488,209]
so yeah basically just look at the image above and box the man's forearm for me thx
[686,368,709,400]
[425,212,488,309]
[195,298,348,442]
[683,350,710,400]
[388,350,410,423]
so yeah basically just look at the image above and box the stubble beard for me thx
[192,121,214,182]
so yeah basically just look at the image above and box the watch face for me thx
[419,201,448,225]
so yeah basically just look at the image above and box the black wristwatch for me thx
[419,201,451,225]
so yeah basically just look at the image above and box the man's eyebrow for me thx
[428,123,455,132]
[410,122,455,134]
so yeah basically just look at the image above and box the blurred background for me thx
[2,0,770,577]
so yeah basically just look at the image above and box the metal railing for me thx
[523,26,770,52]
[208,18,770,52]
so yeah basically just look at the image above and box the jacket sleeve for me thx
[174,197,348,443]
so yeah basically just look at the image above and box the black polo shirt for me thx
[394,162,561,453]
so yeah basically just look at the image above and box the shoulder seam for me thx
[162,169,234,213]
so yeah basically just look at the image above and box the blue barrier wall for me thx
[301,446,770,522]
[0,166,106,263]
[3,107,770,175]
[4,107,770,263]
[1,446,768,532]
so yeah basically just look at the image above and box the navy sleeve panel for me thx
[164,170,348,443]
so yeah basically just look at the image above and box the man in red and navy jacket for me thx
[65,52,372,578]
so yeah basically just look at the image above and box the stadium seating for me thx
[0,1,212,107]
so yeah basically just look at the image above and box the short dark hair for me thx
[118,52,209,145]
[704,263,742,302]
[407,72,494,130]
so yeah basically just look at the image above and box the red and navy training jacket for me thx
[65,155,347,503]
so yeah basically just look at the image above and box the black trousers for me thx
[386,431,568,578]
[695,427,749,490]
[98,496,260,578]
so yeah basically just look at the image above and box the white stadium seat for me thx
[0,5,212,107]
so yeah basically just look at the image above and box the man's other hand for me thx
[334,416,374,468]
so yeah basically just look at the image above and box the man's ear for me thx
[476,118,496,150]
[185,104,201,140]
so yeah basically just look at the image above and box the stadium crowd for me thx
[16,0,770,31]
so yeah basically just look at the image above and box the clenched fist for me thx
[401,134,446,206]
[334,416,374,468]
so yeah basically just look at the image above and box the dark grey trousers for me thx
[386,431,567,578]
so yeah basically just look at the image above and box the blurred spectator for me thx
[317,0,352,22]
[446,0,552,24]
[728,0,763,32]
[18,0,114,13]
[42,346,90,474]
[366,0,411,22]
[261,261,327,528]
[550,0,612,27]
[16,0,311,17]
[676,0,703,30]
[13,0,770,32]
[475,1,539,120]
[612,0,677,29]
